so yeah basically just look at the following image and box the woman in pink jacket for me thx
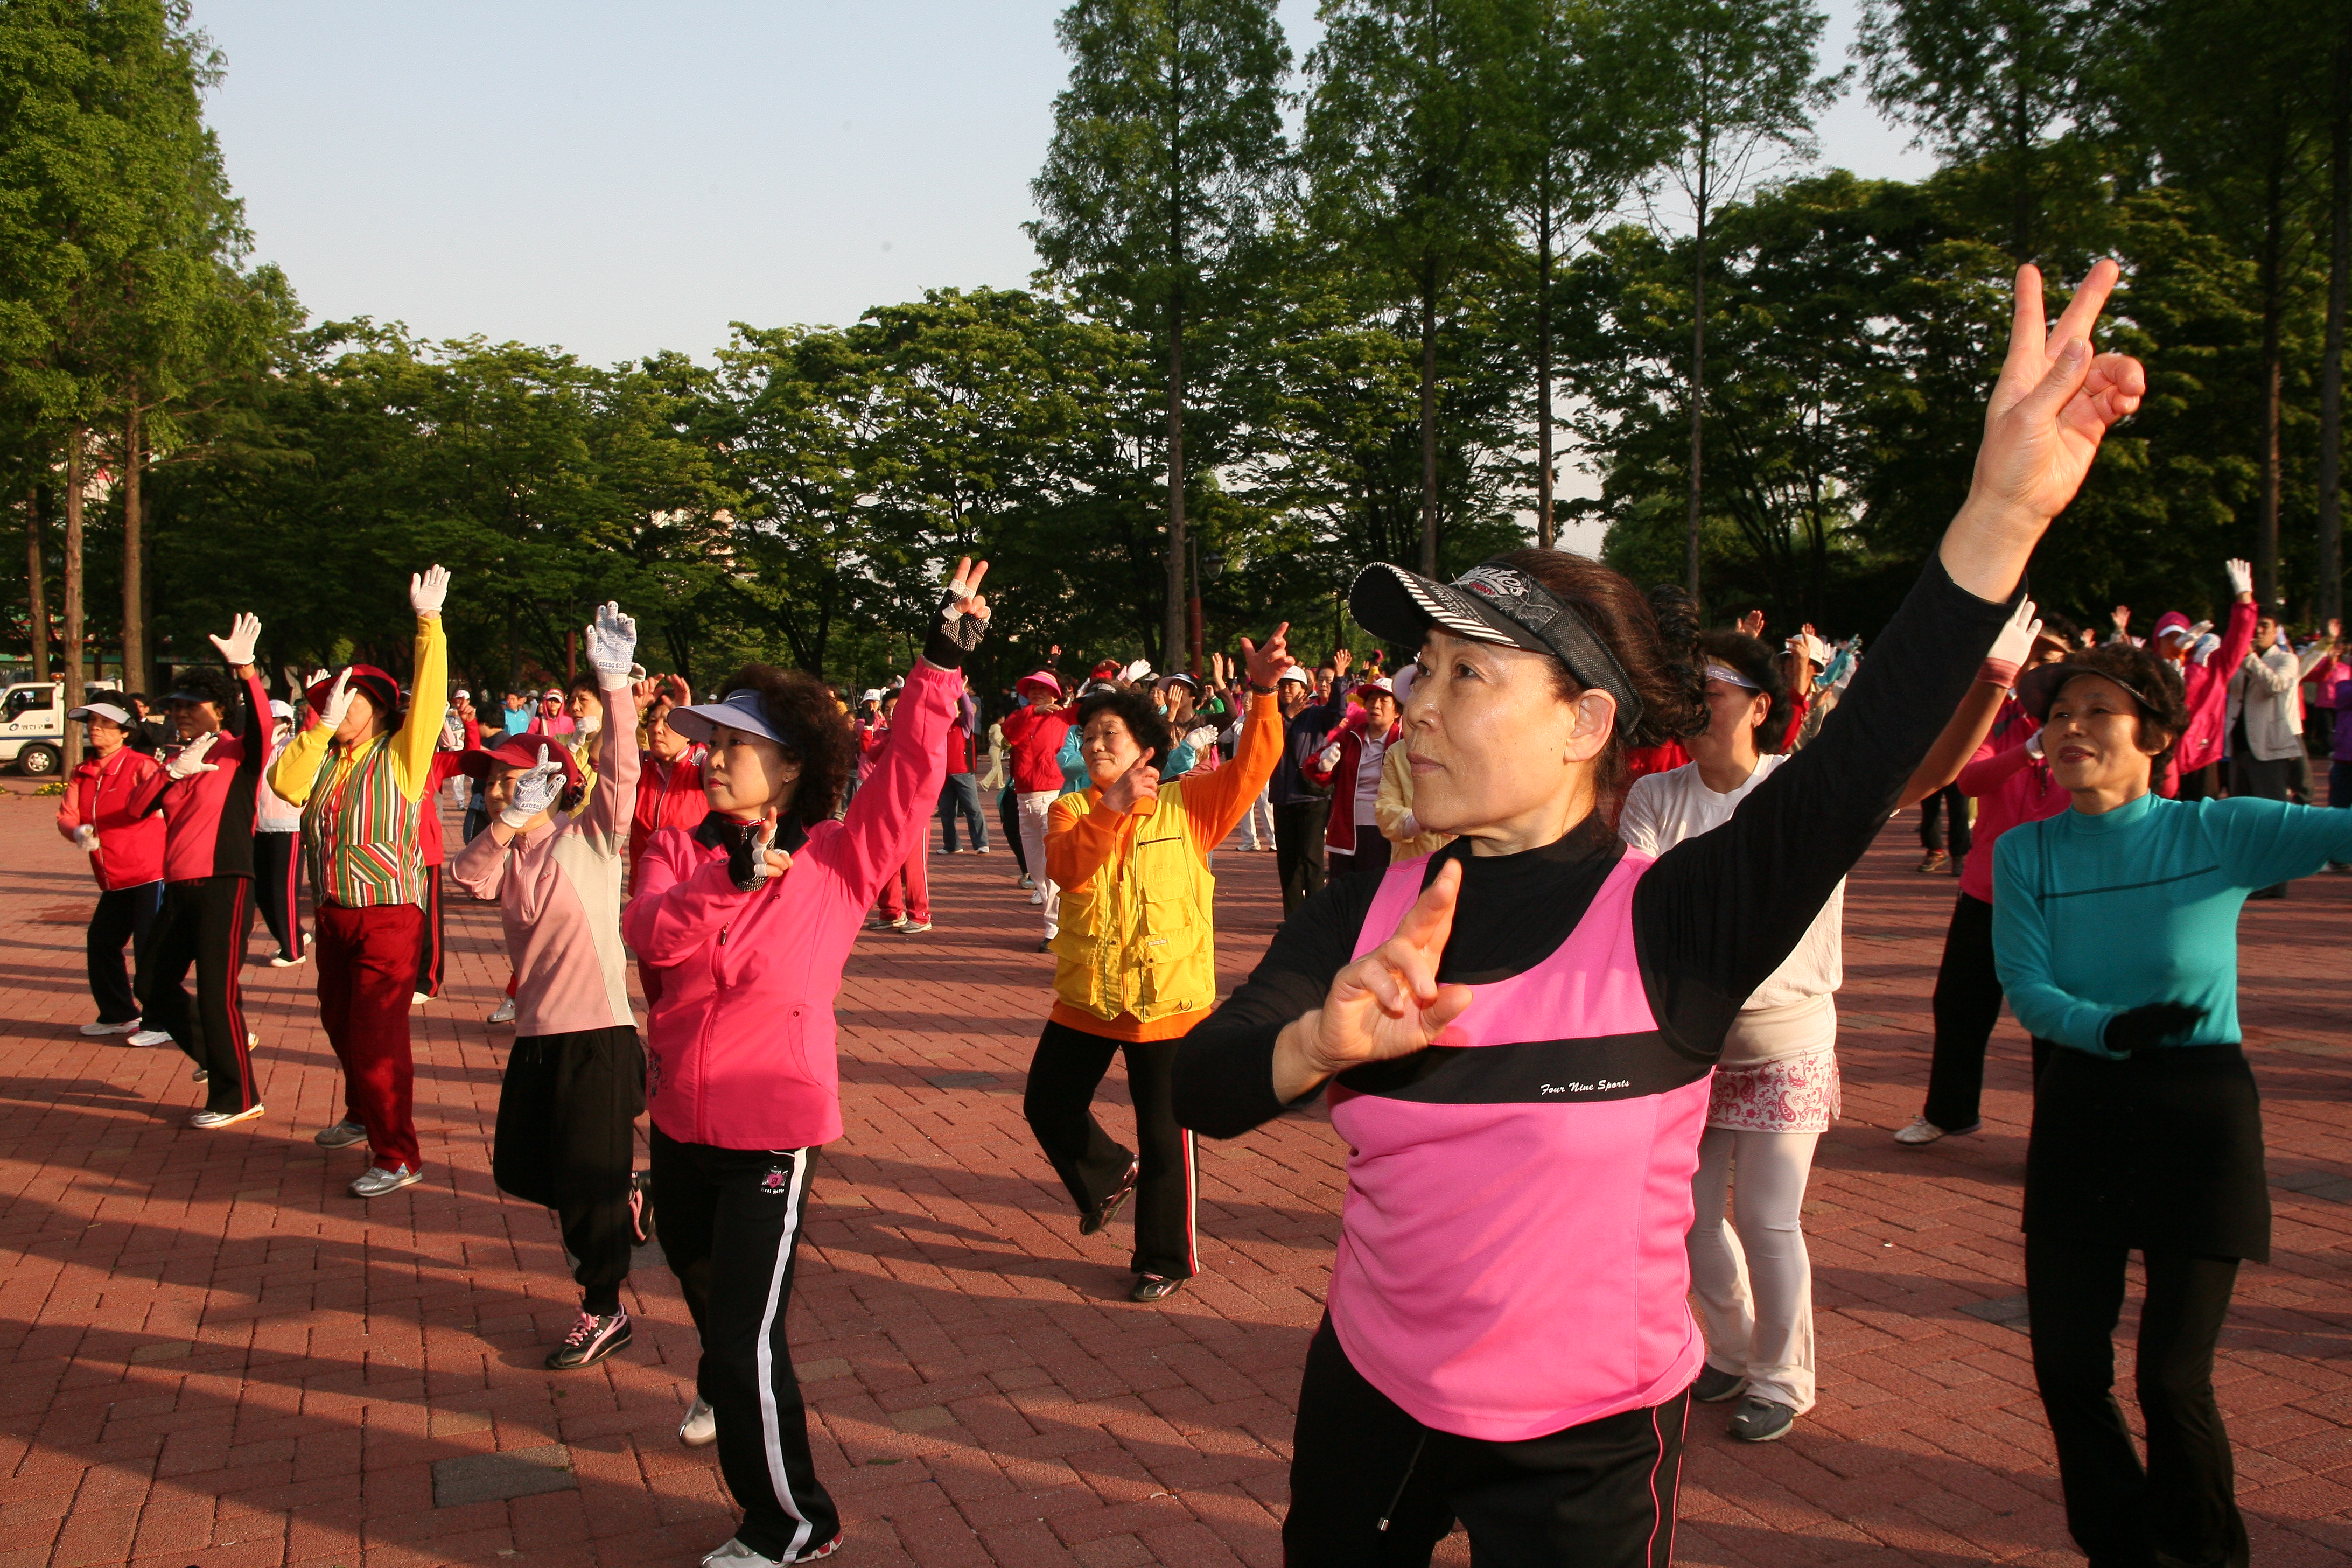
[624,561,990,1568]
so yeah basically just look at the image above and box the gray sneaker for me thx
[1728,1395,1796,1443]
[349,1163,422,1199]
[314,1119,367,1149]
[1691,1364,1747,1403]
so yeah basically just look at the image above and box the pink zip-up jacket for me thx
[624,658,957,1150]
[1953,696,2068,904]
[2172,598,2256,780]
[451,681,640,1038]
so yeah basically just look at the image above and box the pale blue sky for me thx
[197,1,1933,369]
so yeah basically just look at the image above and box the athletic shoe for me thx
[1916,850,1948,874]
[1037,939,1052,953]
[349,1163,422,1199]
[545,1308,631,1370]
[975,845,991,855]
[898,920,932,934]
[629,1170,655,1246]
[314,1119,368,1149]
[487,998,516,1025]
[1082,1160,1140,1236]
[188,1104,265,1129]
[191,1066,207,1082]
[701,1536,843,1566]
[411,991,432,1006]
[1027,889,1045,905]
[1727,1396,1796,1443]
[1018,873,1034,889]
[678,1395,718,1448]
[1893,1116,1979,1146]
[128,1028,173,1048]
[80,1018,142,1037]
[865,914,907,932]
[269,951,307,968]
[1691,1364,1747,1403]
[1129,1273,1184,1304]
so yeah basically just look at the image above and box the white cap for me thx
[67,702,132,726]
[860,689,884,703]
[269,699,294,719]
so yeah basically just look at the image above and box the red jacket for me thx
[624,658,958,1151]
[1303,712,1401,855]
[57,746,167,890]
[630,750,709,890]
[416,718,482,870]
[2172,599,2257,781]
[1000,704,1075,793]
[125,671,270,883]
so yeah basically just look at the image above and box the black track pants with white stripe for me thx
[650,1129,839,1560]
[1023,1020,1198,1280]
[1284,1317,1689,1567]
[139,874,260,1115]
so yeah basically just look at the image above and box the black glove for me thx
[2102,1002,2203,1056]
[920,587,990,670]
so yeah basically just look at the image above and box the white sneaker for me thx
[975,845,991,855]
[678,1395,717,1447]
[899,921,932,934]
[1893,1116,1980,1146]
[80,1018,142,1037]
[1028,889,1045,905]
[411,991,432,1006]
[189,1104,265,1129]
[349,1163,423,1198]
[702,1535,841,1566]
[269,951,307,968]
[487,998,516,1025]
[128,1028,173,1048]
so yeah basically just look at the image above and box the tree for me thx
[1031,0,1288,669]
[2318,25,2350,623]
[1640,0,1840,599]
[1302,0,1522,574]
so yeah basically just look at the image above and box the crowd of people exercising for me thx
[40,261,2346,1568]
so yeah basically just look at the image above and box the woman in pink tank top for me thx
[1174,263,2148,1566]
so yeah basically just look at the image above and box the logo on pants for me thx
[762,1165,791,1194]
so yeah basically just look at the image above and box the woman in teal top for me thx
[1996,641,2352,1568]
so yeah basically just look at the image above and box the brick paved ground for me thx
[0,780,2345,1567]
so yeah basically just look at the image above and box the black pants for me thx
[415,865,445,997]
[494,1027,644,1314]
[2026,1236,2248,1568]
[937,771,989,851]
[1922,893,2004,1131]
[139,875,259,1114]
[1274,800,1327,915]
[1023,1019,1196,1279]
[253,832,304,961]
[998,786,1027,874]
[1329,832,1393,885]
[1285,1317,1689,1566]
[650,1129,839,1560]
[2176,761,2222,801]
[1918,783,1972,855]
[87,881,164,1024]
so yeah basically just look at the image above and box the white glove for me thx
[2224,558,2252,596]
[499,747,566,828]
[1121,659,1154,684]
[409,564,451,618]
[73,825,97,851]
[318,670,356,732]
[209,612,261,667]
[167,732,220,780]
[1985,597,2042,674]
[1185,724,1219,753]
[730,816,787,891]
[2026,731,2045,760]
[585,601,638,687]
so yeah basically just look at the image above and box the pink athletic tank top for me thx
[1327,851,1712,1441]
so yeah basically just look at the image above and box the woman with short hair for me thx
[1173,263,2147,1562]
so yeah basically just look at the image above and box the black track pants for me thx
[139,875,259,1114]
[415,865,445,997]
[651,1130,839,1561]
[253,831,304,960]
[2027,1237,2248,1568]
[1273,800,1326,915]
[1921,893,2004,1131]
[494,1026,644,1314]
[998,786,1027,874]
[1023,1020,1197,1280]
[1285,1318,1689,1567]
[87,880,164,1024]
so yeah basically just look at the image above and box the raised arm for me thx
[1895,597,2039,806]
[579,603,642,852]
[1180,626,1295,848]
[390,567,451,801]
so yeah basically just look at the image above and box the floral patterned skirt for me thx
[1708,1047,1841,1133]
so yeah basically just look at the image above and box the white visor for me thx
[666,689,792,749]
[67,702,133,726]
[1703,662,1760,691]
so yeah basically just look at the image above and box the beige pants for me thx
[1688,1126,1820,1412]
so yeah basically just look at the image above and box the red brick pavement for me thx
[0,781,2345,1567]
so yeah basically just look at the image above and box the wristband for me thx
[1250,683,1275,696]
[1977,656,2021,688]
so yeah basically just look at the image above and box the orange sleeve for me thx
[1181,691,1284,855]
[1046,790,1138,893]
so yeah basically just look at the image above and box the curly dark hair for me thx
[167,666,239,715]
[2045,643,2190,771]
[1073,686,1174,775]
[713,663,858,828]
[1696,629,1793,753]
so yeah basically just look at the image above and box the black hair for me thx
[565,669,600,696]
[1074,686,1174,776]
[2036,610,2080,647]
[1696,629,1793,753]
[712,663,858,829]
[2047,643,2190,774]
[170,667,237,712]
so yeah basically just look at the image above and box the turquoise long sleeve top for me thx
[1993,792,2352,1058]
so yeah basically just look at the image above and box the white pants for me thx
[1016,790,1061,937]
[1688,1126,1820,1413]
[1241,787,1276,850]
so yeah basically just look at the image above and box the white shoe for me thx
[678,1395,717,1447]
[269,951,307,968]
[350,1163,423,1198]
[487,998,516,1025]
[128,1028,173,1048]
[1893,1116,1979,1146]
[702,1536,841,1566]
[899,920,932,934]
[189,1104,264,1129]
[81,1018,142,1037]
[411,991,432,1006]
[976,845,991,855]
[1028,889,1045,905]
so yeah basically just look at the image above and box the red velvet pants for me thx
[314,901,425,1171]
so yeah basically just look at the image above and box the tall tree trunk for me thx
[64,429,86,716]
[123,394,145,692]
[1419,262,1439,576]
[2012,76,2033,264]
[25,483,50,683]
[1167,286,1189,671]
[1537,192,1556,550]
[2321,32,2350,626]
[2257,148,2286,607]
[1685,195,1707,598]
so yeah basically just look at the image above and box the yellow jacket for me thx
[1375,738,1452,861]
[268,613,449,808]
[1045,690,1283,1041]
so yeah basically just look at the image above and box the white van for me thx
[1,680,125,777]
